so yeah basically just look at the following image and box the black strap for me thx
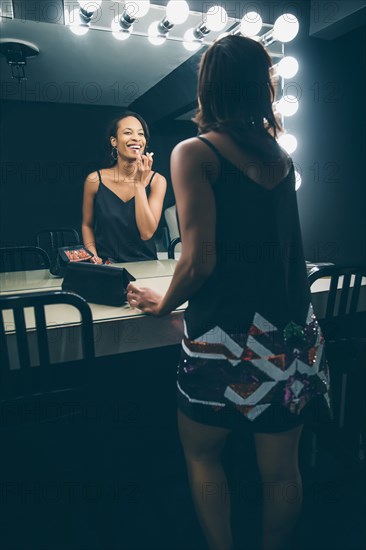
[148,171,156,186]
[197,136,222,161]
[97,170,102,185]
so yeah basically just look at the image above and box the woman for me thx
[82,112,166,263]
[127,36,330,550]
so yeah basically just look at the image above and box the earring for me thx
[111,146,119,161]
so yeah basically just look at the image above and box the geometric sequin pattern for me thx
[177,304,330,421]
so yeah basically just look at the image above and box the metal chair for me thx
[0,245,50,272]
[0,290,95,548]
[307,265,366,468]
[0,290,94,405]
[36,227,81,263]
[168,237,182,259]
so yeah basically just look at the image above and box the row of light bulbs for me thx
[67,1,300,47]
[70,1,301,186]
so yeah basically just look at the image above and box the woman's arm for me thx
[81,172,103,263]
[134,170,167,240]
[127,138,219,315]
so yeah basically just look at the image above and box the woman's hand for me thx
[90,255,103,264]
[127,282,163,316]
[135,151,154,186]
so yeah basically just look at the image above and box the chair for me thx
[164,205,181,257]
[168,237,182,259]
[0,245,50,272]
[0,290,95,548]
[307,265,366,469]
[0,290,94,402]
[36,227,81,264]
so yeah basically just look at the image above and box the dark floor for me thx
[1,347,365,550]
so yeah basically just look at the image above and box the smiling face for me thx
[110,116,147,160]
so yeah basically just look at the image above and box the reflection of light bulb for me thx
[205,6,227,32]
[166,0,189,25]
[240,11,262,37]
[277,56,299,78]
[125,0,150,19]
[68,8,89,35]
[183,28,202,51]
[111,15,131,40]
[278,134,297,154]
[273,14,299,42]
[276,95,299,116]
[295,170,302,190]
[78,0,102,12]
[148,21,166,45]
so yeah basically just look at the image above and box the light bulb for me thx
[78,0,102,12]
[205,6,227,32]
[148,21,166,45]
[240,11,262,37]
[166,0,189,25]
[68,8,89,35]
[124,0,150,19]
[111,15,131,40]
[277,56,299,79]
[276,95,299,116]
[295,170,302,190]
[278,134,297,154]
[273,13,299,42]
[183,28,202,51]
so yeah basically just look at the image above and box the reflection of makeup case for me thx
[62,262,136,306]
[50,245,94,277]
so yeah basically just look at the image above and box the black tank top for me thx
[184,136,311,339]
[93,170,158,262]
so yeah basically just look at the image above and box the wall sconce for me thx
[118,0,150,30]
[193,5,227,39]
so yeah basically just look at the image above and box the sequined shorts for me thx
[177,307,331,433]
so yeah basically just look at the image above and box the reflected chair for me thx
[0,245,50,272]
[36,227,81,264]
[307,265,366,469]
[164,205,181,258]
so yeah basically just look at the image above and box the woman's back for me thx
[184,132,310,339]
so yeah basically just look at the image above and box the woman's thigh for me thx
[178,410,232,461]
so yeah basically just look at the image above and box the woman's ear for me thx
[110,136,117,147]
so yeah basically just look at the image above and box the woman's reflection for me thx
[82,112,167,263]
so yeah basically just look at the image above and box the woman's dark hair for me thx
[106,111,150,166]
[193,35,282,152]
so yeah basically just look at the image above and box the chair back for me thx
[0,246,50,273]
[308,265,366,335]
[36,227,81,263]
[0,290,94,404]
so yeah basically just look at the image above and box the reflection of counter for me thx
[1,260,365,368]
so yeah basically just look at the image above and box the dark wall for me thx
[286,20,366,265]
[0,101,195,246]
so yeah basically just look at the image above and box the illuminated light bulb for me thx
[276,95,299,116]
[78,0,102,12]
[68,8,89,35]
[240,11,262,37]
[166,0,189,25]
[183,28,202,51]
[148,21,166,45]
[111,15,131,40]
[204,6,227,32]
[277,56,299,78]
[124,0,150,19]
[273,13,299,42]
[295,170,302,190]
[278,134,298,154]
